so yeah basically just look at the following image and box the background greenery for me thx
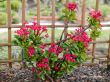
[0,0,110,25]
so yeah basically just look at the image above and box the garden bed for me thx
[0,64,110,82]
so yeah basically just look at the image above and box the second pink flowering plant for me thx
[13,2,102,82]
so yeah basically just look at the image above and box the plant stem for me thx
[57,24,91,44]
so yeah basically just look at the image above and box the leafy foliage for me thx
[13,2,102,82]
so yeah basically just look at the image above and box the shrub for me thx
[0,12,7,25]
[11,0,21,12]
[13,2,102,82]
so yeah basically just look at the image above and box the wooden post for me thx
[92,0,99,63]
[96,0,99,11]
[7,0,12,68]
[22,0,26,68]
[51,0,55,43]
[37,0,40,25]
[22,0,26,25]
[107,35,110,70]
[81,0,86,27]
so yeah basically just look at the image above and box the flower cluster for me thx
[88,9,102,39]
[48,43,63,56]
[28,46,35,57]
[62,2,77,22]
[37,58,50,71]
[73,28,92,48]
[67,2,77,11]
[89,9,102,20]
[16,22,48,38]
[64,53,77,62]
[16,27,30,36]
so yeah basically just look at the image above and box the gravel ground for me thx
[0,65,110,82]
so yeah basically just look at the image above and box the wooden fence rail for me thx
[0,0,110,68]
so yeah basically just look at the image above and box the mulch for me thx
[0,64,110,82]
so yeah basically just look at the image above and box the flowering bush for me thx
[88,9,102,39]
[13,2,102,82]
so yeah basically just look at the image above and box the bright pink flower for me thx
[16,27,30,36]
[64,54,76,62]
[73,27,92,48]
[37,61,50,70]
[48,43,57,53]
[31,25,39,30]
[32,22,37,26]
[28,46,35,57]
[56,46,63,56]
[40,44,46,49]
[89,9,102,20]
[42,58,49,63]
[42,26,47,32]
[48,43,63,56]
[67,2,77,11]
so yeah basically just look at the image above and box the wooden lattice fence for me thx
[0,0,110,68]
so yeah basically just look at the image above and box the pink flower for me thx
[37,61,50,70]
[64,54,76,62]
[73,27,92,48]
[89,9,102,20]
[33,22,37,26]
[31,25,39,30]
[40,44,46,49]
[28,46,35,57]
[42,58,49,63]
[16,27,30,36]
[48,43,63,56]
[67,2,77,11]
[42,26,47,32]
[48,43,57,53]
[56,46,63,56]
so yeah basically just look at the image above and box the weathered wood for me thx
[7,0,12,68]
[81,0,86,27]
[96,0,99,11]
[0,60,22,63]
[22,0,26,25]
[37,0,40,25]
[51,0,56,43]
